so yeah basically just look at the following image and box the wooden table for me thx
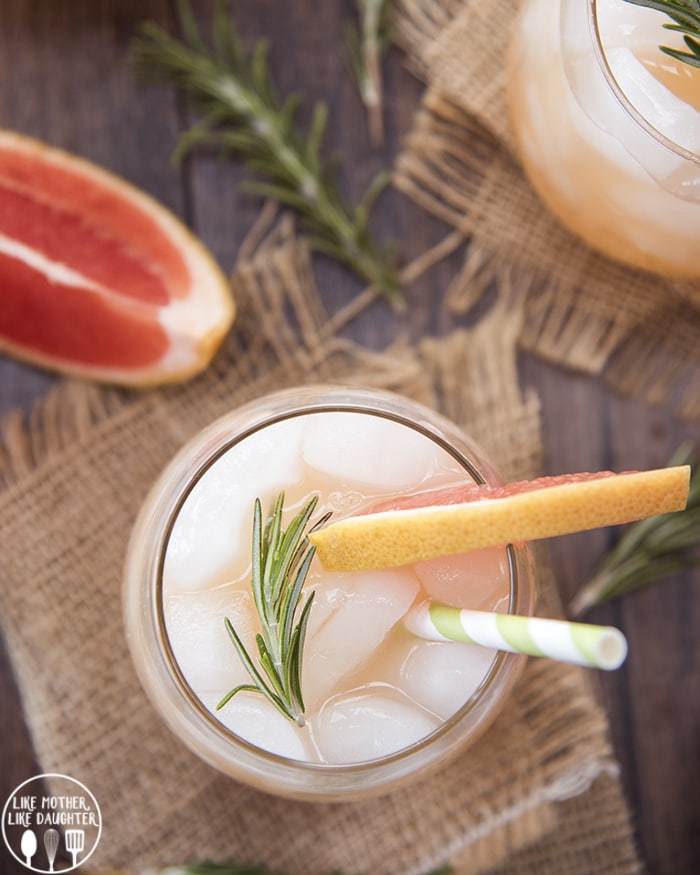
[1,3,698,874]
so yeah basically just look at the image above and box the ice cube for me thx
[414,547,511,611]
[164,417,304,592]
[302,582,348,642]
[302,411,450,490]
[397,640,497,721]
[200,690,317,761]
[313,685,440,763]
[596,0,673,54]
[605,46,700,158]
[561,0,668,58]
[164,587,256,692]
[560,0,699,171]
[302,569,420,710]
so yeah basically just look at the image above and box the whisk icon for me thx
[43,829,59,872]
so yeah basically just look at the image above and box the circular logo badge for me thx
[2,774,102,872]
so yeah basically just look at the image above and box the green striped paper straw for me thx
[405,603,628,670]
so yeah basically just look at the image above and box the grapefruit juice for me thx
[508,0,700,276]
[124,387,534,798]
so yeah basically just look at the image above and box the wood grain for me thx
[1,2,698,874]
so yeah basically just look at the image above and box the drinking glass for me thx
[123,386,535,800]
[508,0,700,277]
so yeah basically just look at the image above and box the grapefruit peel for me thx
[308,466,691,572]
[0,129,235,386]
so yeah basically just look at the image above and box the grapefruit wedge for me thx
[0,130,234,386]
[309,466,691,572]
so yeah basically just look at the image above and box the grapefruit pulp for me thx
[309,466,691,572]
[0,130,234,386]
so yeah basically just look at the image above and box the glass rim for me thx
[589,0,700,168]
[151,396,527,784]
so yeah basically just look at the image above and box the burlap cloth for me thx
[2,0,676,871]
[1,222,642,874]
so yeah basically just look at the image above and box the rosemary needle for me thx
[622,0,700,69]
[133,0,402,305]
[217,493,330,726]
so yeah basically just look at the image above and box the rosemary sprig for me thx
[133,0,402,305]
[347,0,394,145]
[569,444,699,617]
[217,492,330,726]
[622,0,700,69]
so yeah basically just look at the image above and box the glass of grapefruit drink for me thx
[508,0,700,277]
[123,386,536,800]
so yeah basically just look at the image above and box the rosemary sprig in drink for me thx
[134,0,402,305]
[217,493,330,726]
[622,0,700,69]
[570,444,699,617]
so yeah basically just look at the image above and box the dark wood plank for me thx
[0,0,184,414]
[523,354,700,875]
[603,394,700,875]
[0,2,183,872]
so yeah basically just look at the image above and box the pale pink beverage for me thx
[124,387,534,799]
[509,0,700,276]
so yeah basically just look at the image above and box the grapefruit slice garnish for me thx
[309,466,691,572]
[0,130,234,386]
